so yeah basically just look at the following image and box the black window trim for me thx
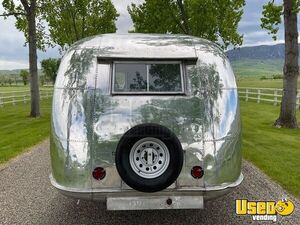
[111,60,186,95]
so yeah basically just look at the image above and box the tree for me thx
[1,0,47,117]
[8,77,13,86]
[41,58,60,84]
[43,0,119,50]
[128,0,246,48]
[40,75,45,86]
[20,70,29,85]
[261,0,299,128]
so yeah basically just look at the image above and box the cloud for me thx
[244,31,269,39]
[242,40,284,47]
[0,59,28,70]
[0,8,60,69]
[238,0,285,46]
[113,0,143,33]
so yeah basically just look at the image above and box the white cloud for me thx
[238,20,258,27]
[242,40,284,47]
[244,31,269,39]
[113,0,143,33]
[0,59,28,70]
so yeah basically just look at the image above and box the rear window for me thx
[113,62,184,94]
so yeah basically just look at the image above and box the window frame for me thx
[111,60,186,95]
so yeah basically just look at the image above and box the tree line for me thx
[0,58,60,86]
[0,0,299,128]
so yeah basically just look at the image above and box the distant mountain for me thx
[226,43,300,61]
[226,44,300,77]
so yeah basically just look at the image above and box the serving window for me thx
[112,61,184,94]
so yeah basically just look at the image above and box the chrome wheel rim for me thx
[129,137,170,179]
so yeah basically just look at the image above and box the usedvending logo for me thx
[235,198,295,222]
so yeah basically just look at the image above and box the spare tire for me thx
[115,123,184,193]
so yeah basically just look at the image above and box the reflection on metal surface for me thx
[107,196,204,210]
[50,34,242,200]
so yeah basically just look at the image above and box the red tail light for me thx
[191,166,204,179]
[92,167,106,180]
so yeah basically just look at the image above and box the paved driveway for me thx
[0,140,299,225]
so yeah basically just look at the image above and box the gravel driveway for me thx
[0,139,299,225]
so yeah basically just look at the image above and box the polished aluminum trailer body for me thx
[50,33,242,209]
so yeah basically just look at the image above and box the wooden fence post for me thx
[237,87,300,107]
[274,90,278,106]
[12,93,15,105]
[297,91,300,109]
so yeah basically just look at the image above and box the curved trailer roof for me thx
[69,33,226,60]
[56,33,235,89]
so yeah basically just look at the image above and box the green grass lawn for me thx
[241,101,300,198]
[0,98,52,164]
[238,78,284,88]
[232,59,285,78]
[0,85,53,92]
[0,86,31,92]
[237,78,300,89]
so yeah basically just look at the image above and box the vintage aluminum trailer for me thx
[50,33,243,210]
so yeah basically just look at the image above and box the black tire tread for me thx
[115,123,184,193]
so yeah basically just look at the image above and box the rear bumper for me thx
[49,173,243,204]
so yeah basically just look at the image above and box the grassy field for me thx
[241,101,300,198]
[232,58,300,88]
[0,98,52,164]
[233,59,300,88]
[0,86,31,92]
[0,85,53,92]
[237,78,300,89]
[232,59,284,78]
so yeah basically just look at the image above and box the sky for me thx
[0,0,287,70]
